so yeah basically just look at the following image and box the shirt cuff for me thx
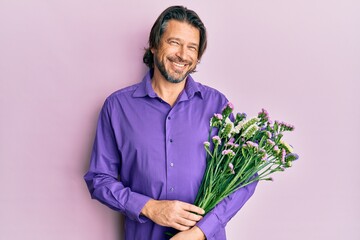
[125,191,152,223]
[196,212,221,239]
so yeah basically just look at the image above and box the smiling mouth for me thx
[168,56,191,69]
[172,62,186,68]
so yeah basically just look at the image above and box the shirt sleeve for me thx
[196,175,258,239]
[84,98,151,223]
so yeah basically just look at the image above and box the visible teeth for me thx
[173,62,185,67]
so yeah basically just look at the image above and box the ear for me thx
[150,48,156,54]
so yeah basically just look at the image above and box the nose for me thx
[175,45,187,61]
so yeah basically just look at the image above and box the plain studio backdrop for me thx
[0,1,359,239]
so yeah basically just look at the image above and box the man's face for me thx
[152,20,200,83]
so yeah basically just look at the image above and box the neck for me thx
[151,69,187,107]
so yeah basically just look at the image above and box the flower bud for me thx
[222,102,234,118]
[228,162,235,174]
[285,161,292,168]
[212,136,221,145]
[285,153,299,162]
[222,149,235,157]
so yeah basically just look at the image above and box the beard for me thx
[154,54,196,84]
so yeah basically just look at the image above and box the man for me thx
[84,6,257,240]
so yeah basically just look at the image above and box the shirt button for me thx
[170,139,173,143]
[170,187,174,192]
[167,116,171,120]
[170,162,174,167]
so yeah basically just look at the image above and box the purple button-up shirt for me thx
[84,71,257,240]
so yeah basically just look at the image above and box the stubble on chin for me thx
[154,56,196,84]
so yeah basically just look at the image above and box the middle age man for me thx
[84,6,258,240]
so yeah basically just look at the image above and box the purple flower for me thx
[258,108,269,121]
[266,139,275,146]
[212,136,221,145]
[281,148,286,164]
[214,113,223,120]
[279,121,295,131]
[203,141,210,148]
[222,149,235,157]
[221,102,234,118]
[225,142,240,149]
[246,141,258,148]
[210,113,224,127]
[236,112,247,122]
[226,102,234,110]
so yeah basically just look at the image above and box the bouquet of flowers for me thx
[194,102,299,213]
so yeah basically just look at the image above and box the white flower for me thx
[242,117,260,131]
[280,140,294,153]
[222,118,236,137]
[228,163,235,174]
[234,120,245,134]
[241,124,259,139]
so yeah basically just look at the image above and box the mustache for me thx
[168,56,192,65]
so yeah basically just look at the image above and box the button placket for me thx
[165,111,176,195]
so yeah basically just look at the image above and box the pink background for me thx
[1,1,359,239]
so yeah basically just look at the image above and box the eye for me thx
[188,46,198,52]
[169,40,180,46]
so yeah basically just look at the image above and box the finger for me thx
[179,210,203,222]
[176,217,197,227]
[172,222,191,231]
[181,203,205,215]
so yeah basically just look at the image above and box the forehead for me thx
[162,20,200,45]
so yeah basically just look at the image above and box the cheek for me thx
[188,52,198,62]
[158,50,171,61]
[190,56,198,66]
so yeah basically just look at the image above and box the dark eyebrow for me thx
[188,43,199,49]
[167,37,180,41]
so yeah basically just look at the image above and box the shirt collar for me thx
[132,70,156,98]
[133,70,203,100]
